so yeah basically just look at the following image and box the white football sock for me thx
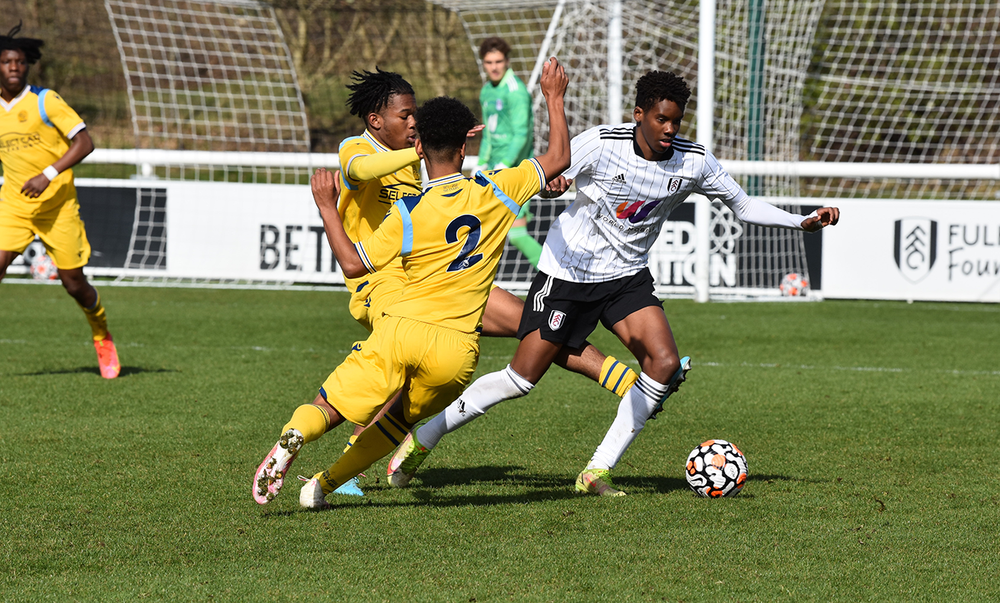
[587,372,669,471]
[415,365,533,450]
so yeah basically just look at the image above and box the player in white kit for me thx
[387,70,840,496]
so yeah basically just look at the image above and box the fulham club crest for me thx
[667,177,682,194]
[548,310,566,331]
[894,217,937,283]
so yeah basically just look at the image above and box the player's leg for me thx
[332,275,406,494]
[331,390,402,497]
[253,322,400,504]
[253,393,348,504]
[43,201,121,379]
[309,387,414,504]
[308,320,479,503]
[0,249,17,282]
[387,329,564,487]
[577,272,690,496]
[387,273,603,487]
[0,202,39,283]
[482,286,637,395]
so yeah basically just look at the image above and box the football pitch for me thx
[1,283,998,602]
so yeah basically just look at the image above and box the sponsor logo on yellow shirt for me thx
[0,132,43,153]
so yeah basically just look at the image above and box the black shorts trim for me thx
[516,268,663,349]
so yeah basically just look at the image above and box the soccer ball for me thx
[779,272,809,297]
[30,252,59,281]
[685,439,748,498]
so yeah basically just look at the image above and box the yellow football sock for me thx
[600,355,638,397]
[79,290,110,342]
[281,404,330,444]
[316,413,409,495]
[342,434,359,455]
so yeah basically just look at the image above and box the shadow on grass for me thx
[416,464,568,488]
[257,465,581,516]
[751,473,822,483]
[18,366,177,377]
[614,474,690,494]
[257,466,710,516]
[256,472,817,517]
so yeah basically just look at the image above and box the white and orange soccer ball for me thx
[685,439,748,498]
[30,252,59,281]
[779,272,809,297]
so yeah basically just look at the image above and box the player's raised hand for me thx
[311,168,338,213]
[535,57,571,182]
[539,57,568,100]
[800,206,840,232]
[467,124,485,138]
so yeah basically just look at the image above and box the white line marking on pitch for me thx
[477,356,1000,377]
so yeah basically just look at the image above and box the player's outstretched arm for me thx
[533,57,570,182]
[312,168,367,278]
[348,147,419,183]
[21,130,95,199]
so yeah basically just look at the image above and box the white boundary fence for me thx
[7,155,1000,302]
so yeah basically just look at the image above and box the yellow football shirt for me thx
[0,85,86,216]
[336,131,421,296]
[355,158,545,333]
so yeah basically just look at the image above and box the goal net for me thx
[102,0,310,282]
[432,0,1000,297]
[434,0,824,296]
[802,1,1000,200]
[61,0,1000,295]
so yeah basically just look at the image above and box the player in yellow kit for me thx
[252,57,572,508]
[312,69,638,497]
[0,24,119,379]
[337,68,421,333]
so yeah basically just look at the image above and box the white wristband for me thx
[42,165,59,181]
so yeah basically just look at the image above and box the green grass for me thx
[1,283,998,602]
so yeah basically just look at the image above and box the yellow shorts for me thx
[320,316,480,426]
[0,197,91,270]
[348,269,408,333]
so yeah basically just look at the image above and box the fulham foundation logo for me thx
[548,310,566,331]
[894,217,937,283]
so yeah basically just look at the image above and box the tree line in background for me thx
[3,0,998,185]
[1,0,485,153]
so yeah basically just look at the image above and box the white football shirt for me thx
[537,124,811,283]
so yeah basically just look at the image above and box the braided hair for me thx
[635,71,691,113]
[0,22,44,64]
[346,67,414,121]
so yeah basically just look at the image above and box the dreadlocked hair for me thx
[635,70,691,113]
[0,22,44,64]
[415,97,476,160]
[346,67,414,121]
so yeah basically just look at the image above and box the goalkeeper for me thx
[477,36,542,267]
